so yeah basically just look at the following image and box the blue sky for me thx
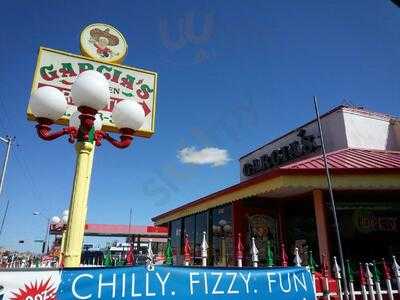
[0,0,399,252]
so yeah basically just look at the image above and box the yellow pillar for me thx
[61,144,95,266]
[58,230,66,265]
[63,142,94,267]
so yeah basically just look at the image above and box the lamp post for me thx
[50,210,69,265]
[28,70,145,267]
[212,219,232,266]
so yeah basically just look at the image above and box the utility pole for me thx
[128,208,133,236]
[33,212,51,254]
[313,97,349,300]
[0,136,12,196]
[0,136,12,237]
[43,218,50,254]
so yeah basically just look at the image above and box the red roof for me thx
[50,224,168,237]
[84,224,168,236]
[152,148,400,222]
[282,148,400,171]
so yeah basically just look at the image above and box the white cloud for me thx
[177,147,231,167]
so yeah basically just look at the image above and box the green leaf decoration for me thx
[88,127,95,143]
[164,239,173,265]
[266,239,274,267]
[346,260,354,282]
[122,91,134,97]
[308,250,316,273]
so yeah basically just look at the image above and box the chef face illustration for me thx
[80,23,128,64]
[89,27,120,59]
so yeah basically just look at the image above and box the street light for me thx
[212,219,232,266]
[50,210,69,265]
[61,210,69,225]
[28,70,145,267]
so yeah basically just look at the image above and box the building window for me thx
[285,199,318,266]
[170,219,182,264]
[194,211,208,264]
[211,204,233,266]
[183,215,196,258]
[335,199,400,262]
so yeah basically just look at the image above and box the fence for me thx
[174,232,400,300]
[2,233,400,300]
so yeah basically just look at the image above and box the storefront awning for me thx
[152,148,400,225]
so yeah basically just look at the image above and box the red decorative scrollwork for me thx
[34,112,135,150]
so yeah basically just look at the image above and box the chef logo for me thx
[80,23,127,64]
[89,27,120,59]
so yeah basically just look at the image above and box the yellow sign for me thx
[28,47,157,137]
[80,23,128,64]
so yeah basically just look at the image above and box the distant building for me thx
[50,223,168,265]
[152,105,400,268]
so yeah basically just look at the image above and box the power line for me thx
[0,97,43,237]
[0,96,16,135]
[0,141,48,242]
[0,98,10,135]
[13,143,43,205]
[0,94,47,209]
[0,197,10,237]
[0,116,7,135]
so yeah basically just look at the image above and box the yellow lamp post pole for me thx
[60,143,95,267]
[62,142,94,267]
[59,230,66,265]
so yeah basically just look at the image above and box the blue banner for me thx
[59,266,315,300]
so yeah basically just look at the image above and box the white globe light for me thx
[51,216,61,225]
[62,215,69,224]
[112,100,145,130]
[218,219,227,227]
[223,224,232,233]
[68,110,80,129]
[93,114,103,131]
[69,110,102,130]
[29,86,67,120]
[212,225,221,234]
[71,70,110,111]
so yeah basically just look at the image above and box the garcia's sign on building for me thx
[0,266,315,300]
[27,47,158,137]
[242,129,320,177]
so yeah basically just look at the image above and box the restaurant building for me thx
[152,105,400,267]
